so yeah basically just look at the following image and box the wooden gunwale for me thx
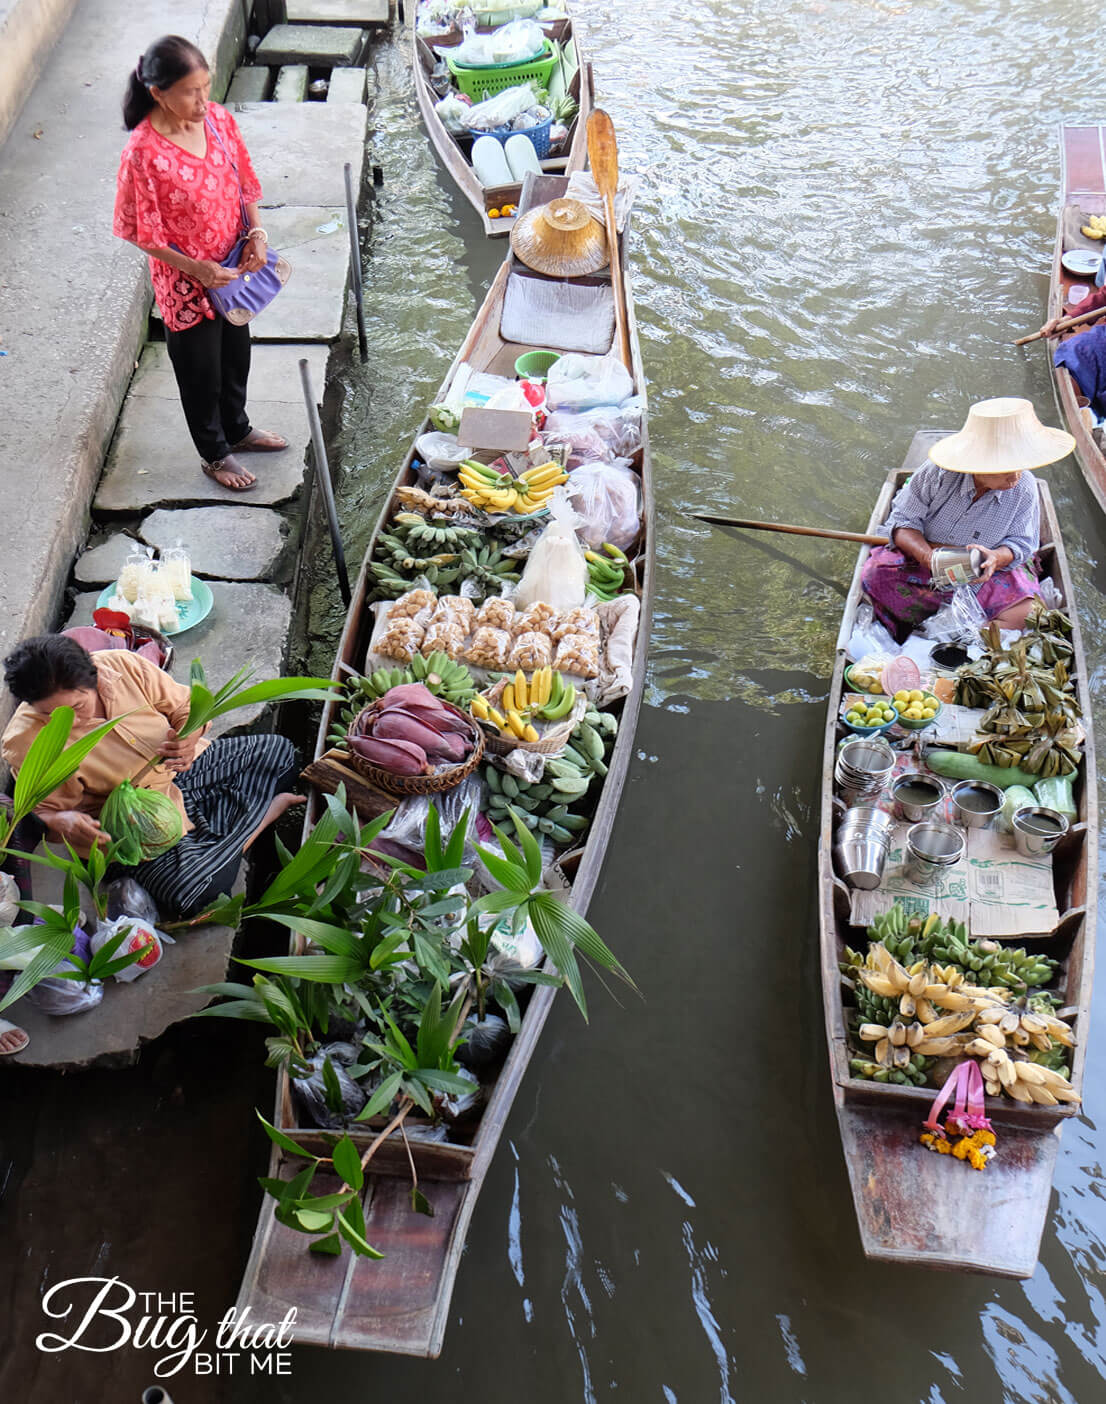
[412,18,593,237]
[1048,123,1106,514]
[236,173,651,1352]
[818,432,1096,1275]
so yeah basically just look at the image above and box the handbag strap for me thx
[206,113,250,234]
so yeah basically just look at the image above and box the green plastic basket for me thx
[447,42,557,100]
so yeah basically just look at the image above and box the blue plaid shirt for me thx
[883,461,1040,567]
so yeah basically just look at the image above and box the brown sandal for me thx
[231,428,289,453]
[201,455,257,491]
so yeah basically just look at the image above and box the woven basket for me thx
[482,116,553,159]
[346,699,485,797]
[479,677,584,757]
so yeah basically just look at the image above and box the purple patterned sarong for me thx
[860,547,1040,643]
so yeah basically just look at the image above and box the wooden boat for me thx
[1048,125,1106,513]
[413,14,593,237]
[819,429,1097,1278]
[237,172,652,1353]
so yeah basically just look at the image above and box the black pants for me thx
[164,315,252,463]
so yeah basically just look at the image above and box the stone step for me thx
[286,0,390,24]
[274,64,309,102]
[0,0,80,148]
[226,66,272,103]
[326,67,367,104]
[76,506,287,585]
[93,343,327,512]
[256,23,366,67]
[250,206,351,341]
[233,100,367,206]
[67,581,294,734]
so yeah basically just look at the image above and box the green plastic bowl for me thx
[841,696,899,736]
[893,695,943,731]
[514,350,561,381]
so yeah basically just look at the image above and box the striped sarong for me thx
[129,733,296,918]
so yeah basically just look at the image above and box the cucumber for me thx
[923,748,1039,790]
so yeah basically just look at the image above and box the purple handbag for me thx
[202,116,290,325]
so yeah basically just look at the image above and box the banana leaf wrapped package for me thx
[100,779,183,865]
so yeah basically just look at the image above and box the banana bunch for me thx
[844,939,1079,1103]
[472,668,579,742]
[541,710,617,800]
[391,512,481,552]
[1081,215,1106,239]
[370,556,460,599]
[458,459,568,515]
[857,904,1057,991]
[483,766,590,845]
[395,484,474,517]
[585,543,631,602]
[457,541,522,597]
[327,655,476,747]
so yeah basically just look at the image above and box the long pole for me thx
[1014,301,1106,346]
[300,358,351,606]
[690,512,888,547]
[344,162,368,363]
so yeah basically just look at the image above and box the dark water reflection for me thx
[4,0,1106,1398]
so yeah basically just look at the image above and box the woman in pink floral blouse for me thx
[114,36,287,491]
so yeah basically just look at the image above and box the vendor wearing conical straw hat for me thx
[861,398,1074,641]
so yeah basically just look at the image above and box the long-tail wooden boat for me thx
[819,429,1096,1278]
[237,172,652,1353]
[413,14,593,237]
[1048,124,1106,512]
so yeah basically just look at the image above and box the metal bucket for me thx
[1011,805,1070,857]
[891,772,945,823]
[834,806,894,890]
[905,820,965,886]
[930,546,984,588]
[834,736,895,803]
[950,779,1004,830]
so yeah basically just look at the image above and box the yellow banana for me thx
[470,696,490,720]
[506,709,528,739]
[522,724,539,742]
[488,705,507,728]
[514,670,528,708]
[502,683,516,713]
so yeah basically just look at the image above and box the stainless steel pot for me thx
[1011,805,1070,857]
[950,779,1004,830]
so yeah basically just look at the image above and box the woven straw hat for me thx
[510,198,608,277]
[930,398,1074,474]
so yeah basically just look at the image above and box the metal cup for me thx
[834,834,892,890]
[1011,806,1070,857]
[905,821,965,886]
[950,780,1004,830]
[891,773,945,823]
[834,737,895,802]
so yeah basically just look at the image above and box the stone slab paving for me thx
[95,342,327,510]
[74,533,140,585]
[142,506,287,580]
[256,23,365,67]
[327,66,367,103]
[233,100,366,207]
[274,64,309,102]
[67,581,293,734]
[287,0,389,23]
[248,206,350,342]
[226,65,272,102]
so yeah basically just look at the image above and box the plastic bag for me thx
[380,774,484,865]
[454,19,544,66]
[90,915,168,982]
[1033,774,1077,822]
[541,398,644,462]
[434,92,472,133]
[26,975,103,1016]
[0,871,19,925]
[415,430,469,471]
[545,352,634,411]
[514,490,588,609]
[292,1046,368,1129]
[845,601,899,662]
[104,877,159,927]
[918,586,988,646]
[566,458,641,550]
[457,1013,512,1071]
[463,83,539,133]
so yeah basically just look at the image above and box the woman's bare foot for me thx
[0,1018,29,1055]
[243,793,306,852]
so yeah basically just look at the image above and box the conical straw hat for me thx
[510,197,608,277]
[929,398,1074,474]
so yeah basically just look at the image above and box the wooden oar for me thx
[1014,301,1106,346]
[691,512,889,547]
[587,109,632,372]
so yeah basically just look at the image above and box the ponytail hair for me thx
[123,35,209,130]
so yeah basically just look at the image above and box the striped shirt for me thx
[883,461,1040,567]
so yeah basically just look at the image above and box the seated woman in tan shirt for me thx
[2,635,302,919]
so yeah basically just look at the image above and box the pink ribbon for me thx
[924,1059,993,1137]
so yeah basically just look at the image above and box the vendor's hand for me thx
[46,810,108,849]
[160,730,201,772]
[194,259,239,289]
[236,235,267,274]
[975,545,1011,581]
[1038,315,1063,338]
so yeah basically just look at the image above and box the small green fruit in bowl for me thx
[840,694,899,734]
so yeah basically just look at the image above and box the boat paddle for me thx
[587,109,632,372]
[1014,302,1106,346]
[690,512,889,547]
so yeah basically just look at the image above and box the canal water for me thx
[4,0,1106,1398]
